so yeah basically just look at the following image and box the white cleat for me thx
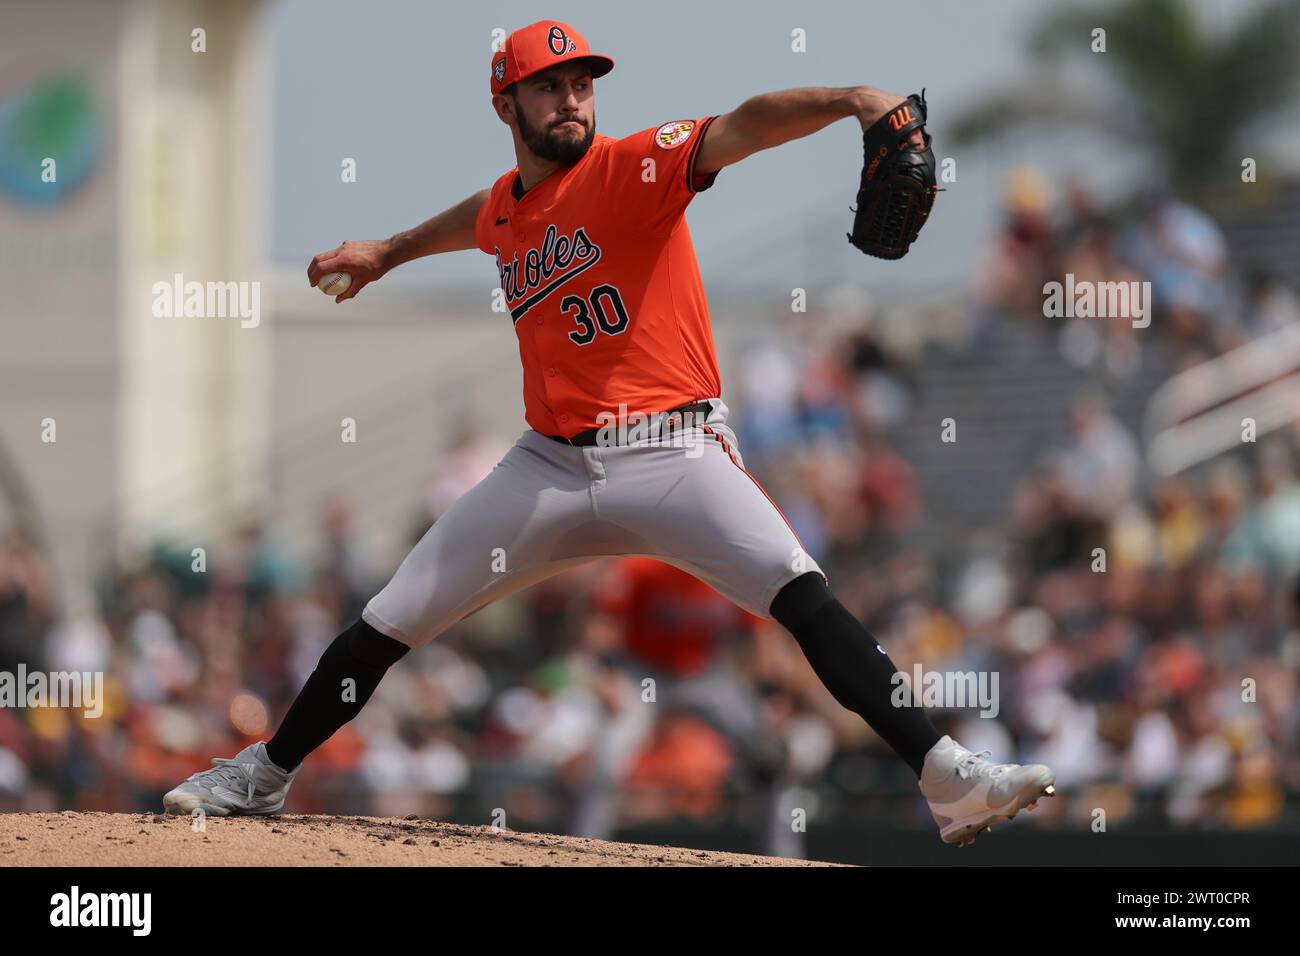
[918,735,1056,847]
[163,741,298,817]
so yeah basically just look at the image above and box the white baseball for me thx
[319,272,352,296]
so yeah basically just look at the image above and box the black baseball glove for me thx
[847,90,938,260]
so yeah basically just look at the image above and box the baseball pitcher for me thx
[164,20,1054,848]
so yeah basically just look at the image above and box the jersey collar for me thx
[508,135,608,210]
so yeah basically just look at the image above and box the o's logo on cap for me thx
[548,25,575,56]
[655,120,695,149]
[493,58,506,82]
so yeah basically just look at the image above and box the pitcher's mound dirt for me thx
[0,812,838,866]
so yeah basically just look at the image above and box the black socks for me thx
[265,618,411,773]
[265,580,940,780]
[770,572,941,777]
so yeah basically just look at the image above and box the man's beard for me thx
[517,108,595,163]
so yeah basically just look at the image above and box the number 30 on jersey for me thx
[562,284,630,346]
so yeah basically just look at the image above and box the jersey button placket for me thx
[547,365,565,431]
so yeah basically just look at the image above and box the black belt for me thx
[547,401,714,447]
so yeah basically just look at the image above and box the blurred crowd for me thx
[972,168,1300,371]
[2,173,1299,852]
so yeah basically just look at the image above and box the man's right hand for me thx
[307,239,393,302]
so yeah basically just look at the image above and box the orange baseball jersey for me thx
[594,556,760,677]
[474,117,722,439]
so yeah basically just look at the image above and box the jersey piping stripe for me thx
[685,115,719,195]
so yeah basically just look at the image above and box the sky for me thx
[263,0,1291,300]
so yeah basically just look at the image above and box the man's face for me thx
[507,62,595,163]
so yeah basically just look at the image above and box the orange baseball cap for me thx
[490,20,614,95]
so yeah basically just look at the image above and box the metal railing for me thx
[1143,322,1300,475]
